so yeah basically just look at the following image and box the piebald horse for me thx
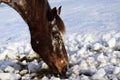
[0,0,68,76]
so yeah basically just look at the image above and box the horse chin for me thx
[50,53,68,77]
[57,64,68,77]
[50,63,68,77]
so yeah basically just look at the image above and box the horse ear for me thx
[48,7,57,21]
[57,6,62,15]
[51,6,62,16]
[52,7,57,14]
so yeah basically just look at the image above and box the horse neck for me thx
[5,0,51,35]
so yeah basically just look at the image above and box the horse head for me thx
[45,6,68,75]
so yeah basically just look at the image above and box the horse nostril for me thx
[62,65,68,73]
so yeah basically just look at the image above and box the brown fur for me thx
[0,0,68,76]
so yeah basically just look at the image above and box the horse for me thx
[0,0,68,76]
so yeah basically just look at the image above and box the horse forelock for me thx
[56,15,66,34]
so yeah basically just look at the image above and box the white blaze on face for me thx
[51,17,63,53]
[51,18,56,25]
[52,25,58,31]
[52,39,56,51]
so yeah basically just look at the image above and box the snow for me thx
[92,68,106,79]
[0,73,21,80]
[28,60,41,73]
[0,0,120,80]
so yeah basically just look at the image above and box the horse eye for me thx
[52,32,60,39]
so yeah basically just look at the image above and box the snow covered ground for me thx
[0,0,120,80]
